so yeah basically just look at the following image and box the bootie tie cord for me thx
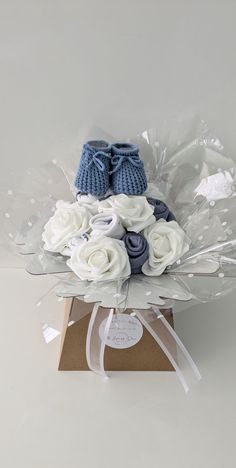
[85,148,111,172]
[109,153,144,175]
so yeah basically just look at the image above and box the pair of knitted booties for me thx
[75,140,147,197]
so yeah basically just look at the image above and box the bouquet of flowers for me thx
[42,140,188,282]
[2,116,236,391]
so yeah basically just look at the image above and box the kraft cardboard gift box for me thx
[58,298,175,371]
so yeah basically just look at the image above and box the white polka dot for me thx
[30,198,35,204]
[52,159,57,164]
[188,215,192,221]
[218,272,225,278]
[28,221,33,227]
[58,296,64,302]
[113,293,121,298]
[130,312,136,317]
[176,259,181,265]
[36,301,42,307]
[223,208,229,213]
[210,201,215,207]
[203,225,208,230]
[222,221,227,226]
[173,294,179,299]
[7,189,13,195]
[194,164,199,170]
[188,273,194,278]
[5,212,10,218]
[8,233,13,238]
[198,235,203,241]
[217,168,222,172]
[145,291,151,296]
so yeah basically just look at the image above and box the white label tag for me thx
[99,313,143,349]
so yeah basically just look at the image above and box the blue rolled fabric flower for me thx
[122,231,149,274]
[147,197,176,222]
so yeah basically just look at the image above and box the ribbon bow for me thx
[109,153,144,174]
[86,149,111,172]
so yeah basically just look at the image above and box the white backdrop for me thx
[0,2,236,467]
[1,0,236,174]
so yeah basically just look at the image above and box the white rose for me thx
[98,194,155,232]
[76,193,99,215]
[142,220,190,276]
[42,201,91,253]
[67,236,131,281]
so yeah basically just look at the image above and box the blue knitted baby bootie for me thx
[75,140,111,197]
[110,143,147,195]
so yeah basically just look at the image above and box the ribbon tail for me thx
[135,307,201,392]
[86,303,114,377]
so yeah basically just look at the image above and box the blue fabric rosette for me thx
[147,197,176,222]
[122,231,149,274]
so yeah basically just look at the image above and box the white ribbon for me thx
[85,303,201,391]
[135,307,201,392]
[86,303,114,376]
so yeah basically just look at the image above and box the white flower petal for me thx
[42,202,91,253]
[76,193,99,215]
[67,236,131,281]
[98,194,155,233]
[142,219,190,276]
